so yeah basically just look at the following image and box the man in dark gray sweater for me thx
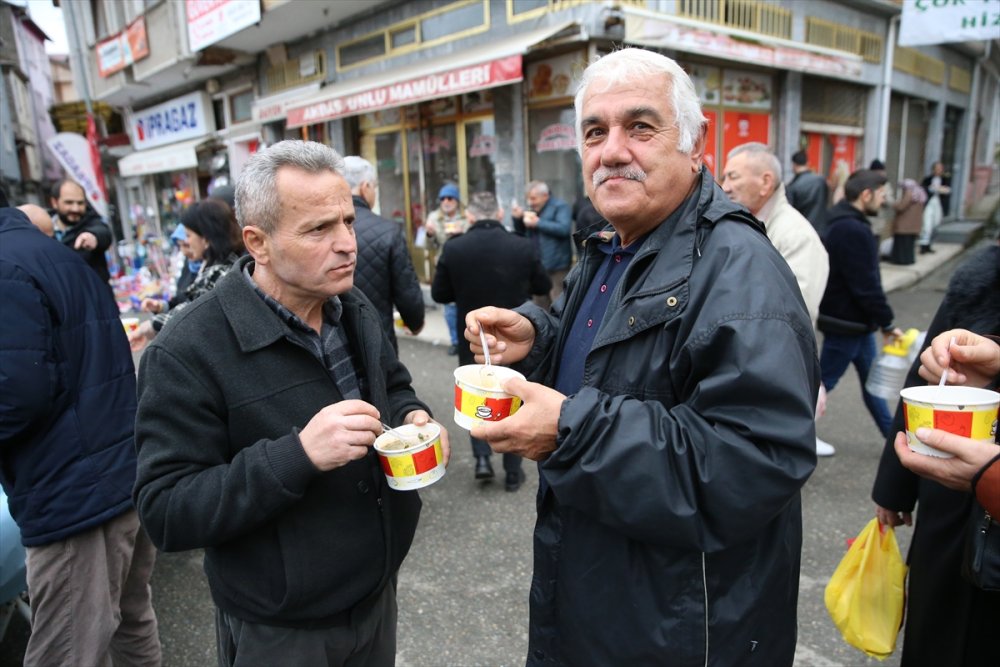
[134,141,449,666]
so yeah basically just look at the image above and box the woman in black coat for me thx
[872,241,1000,666]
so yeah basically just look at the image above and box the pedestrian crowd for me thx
[0,45,996,667]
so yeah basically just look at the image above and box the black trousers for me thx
[471,436,522,472]
[891,234,916,265]
[215,580,397,667]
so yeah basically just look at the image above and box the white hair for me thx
[726,142,783,182]
[236,140,345,234]
[341,156,377,190]
[574,48,706,155]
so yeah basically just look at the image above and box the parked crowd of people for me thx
[1,45,996,667]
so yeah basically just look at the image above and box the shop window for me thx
[391,25,417,49]
[420,2,486,41]
[527,105,582,207]
[230,90,254,124]
[801,77,864,128]
[337,1,489,71]
[340,34,387,68]
[212,98,226,130]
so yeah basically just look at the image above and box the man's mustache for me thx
[592,167,647,188]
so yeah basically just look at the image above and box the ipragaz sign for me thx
[129,91,214,150]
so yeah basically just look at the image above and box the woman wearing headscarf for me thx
[889,178,927,266]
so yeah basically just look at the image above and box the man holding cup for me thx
[134,141,448,665]
[511,180,573,309]
[466,48,818,665]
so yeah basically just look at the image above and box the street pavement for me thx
[0,239,985,666]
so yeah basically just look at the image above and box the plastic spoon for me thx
[381,422,418,448]
[476,319,492,367]
[938,335,957,388]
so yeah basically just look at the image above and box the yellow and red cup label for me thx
[373,423,445,491]
[900,386,999,458]
[453,365,525,431]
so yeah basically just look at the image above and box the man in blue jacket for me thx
[465,48,819,666]
[817,169,903,440]
[512,181,572,309]
[0,207,160,666]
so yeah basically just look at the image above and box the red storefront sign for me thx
[722,111,770,164]
[286,55,523,128]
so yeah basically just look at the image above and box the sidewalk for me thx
[403,240,970,349]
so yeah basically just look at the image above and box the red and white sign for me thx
[628,20,863,80]
[287,55,523,128]
[96,17,149,78]
[186,0,261,52]
[535,123,577,153]
[722,111,770,163]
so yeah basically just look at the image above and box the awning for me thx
[622,6,864,81]
[286,21,580,129]
[117,137,209,177]
[251,82,322,123]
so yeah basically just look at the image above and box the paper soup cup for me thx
[122,317,140,334]
[373,423,445,491]
[900,385,999,458]
[453,365,525,430]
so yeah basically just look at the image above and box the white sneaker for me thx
[816,438,836,457]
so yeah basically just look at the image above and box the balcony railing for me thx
[677,0,792,40]
[805,17,883,63]
[894,46,945,85]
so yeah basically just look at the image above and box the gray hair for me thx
[526,180,549,196]
[341,155,377,191]
[726,142,783,182]
[574,48,706,155]
[466,191,501,220]
[235,140,346,234]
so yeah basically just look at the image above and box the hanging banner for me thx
[186,0,262,52]
[96,17,149,78]
[899,0,1000,47]
[46,132,109,219]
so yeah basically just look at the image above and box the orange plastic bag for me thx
[824,518,907,660]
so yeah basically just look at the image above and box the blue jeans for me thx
[444,303,458,346]
[820,332,893,438]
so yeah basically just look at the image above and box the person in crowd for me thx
[571,194,606,254]
[133,140,448,665]
[786,149,829,233]
[209,183,236,211]
[128,199,244,352]
[511,180,573,308]
[920,161,952,254]
[49,178,113,283]
[431,191,550,491]
[18,203,54,236]
[0,206,161,666]
[888,178,927,266]
[464,48,819,665]
[343,156,425,351]
[161,223,202,310]
[425,183,465,355]
[720,142,834,457]
[874,244,1000,666]
[721,142,828,325]
[817,169,903,441]
[867,159,897,242]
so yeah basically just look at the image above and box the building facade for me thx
[63,0,999,279]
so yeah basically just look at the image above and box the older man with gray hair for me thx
[466,48,818,665]
[722,142,833,456]
[342,155,425,350]
[134,140,448,666]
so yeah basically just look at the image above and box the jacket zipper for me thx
[702,552,709,666]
